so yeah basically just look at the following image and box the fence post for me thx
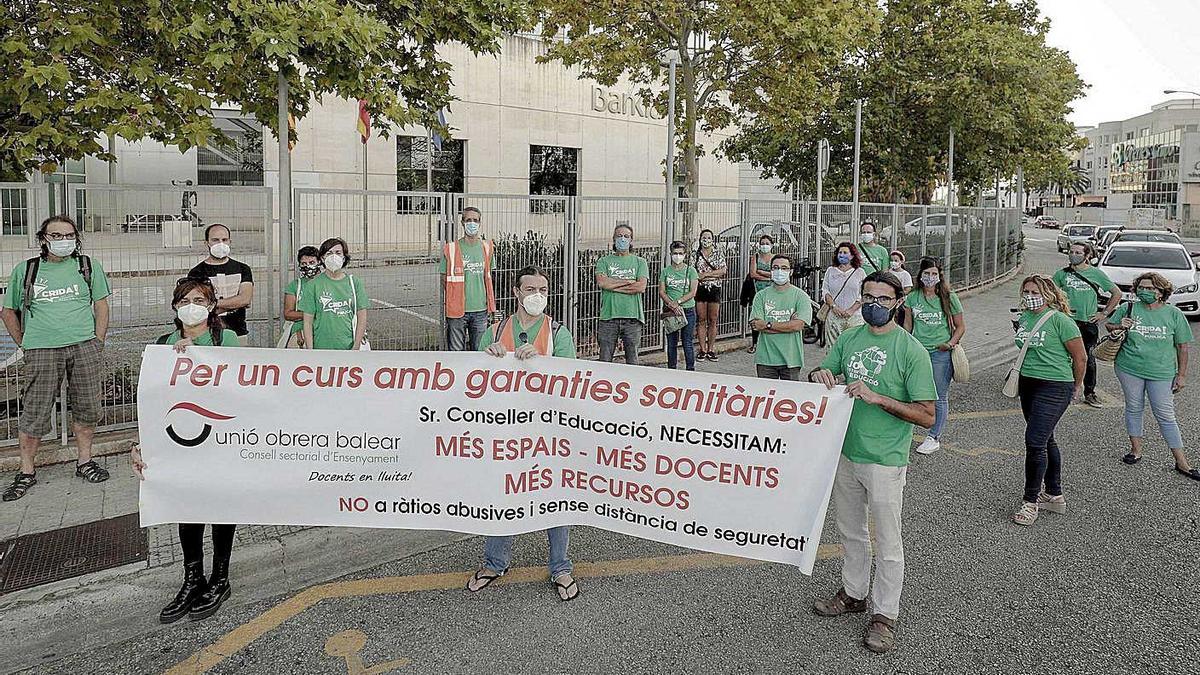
[891,202,900,254]
[942,206,953,284]
[565,196,579,341]
[920,204,929,258]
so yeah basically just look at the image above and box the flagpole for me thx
[362,137,369,260]
[427,127,434,252]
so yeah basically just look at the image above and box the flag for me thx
[431,107,447,152]
[357,99,371,144]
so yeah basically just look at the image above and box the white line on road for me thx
[371,298,440,325]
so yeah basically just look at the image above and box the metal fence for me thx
[0,184,1022,446]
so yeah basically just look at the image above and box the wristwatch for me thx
[766,322,773,330]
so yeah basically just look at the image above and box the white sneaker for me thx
[915,437,941,455]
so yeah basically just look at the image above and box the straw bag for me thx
[1094,303,1133,362]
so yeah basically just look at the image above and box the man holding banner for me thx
[469,266,579,600]
[809,271,935,654]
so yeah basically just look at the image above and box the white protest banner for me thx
[137,347,852,572]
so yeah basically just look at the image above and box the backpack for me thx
[157,330,223,346]
[19,255,94,328]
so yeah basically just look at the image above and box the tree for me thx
[0,0,530,177]
[535,0,875,238]
[723,0,1085,204]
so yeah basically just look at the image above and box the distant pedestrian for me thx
[821,242,866,346]
[748,255,812,380]
[300,238,369,350]
[746,234,774,354]
[809,271,936,654]
[595,224,648,364]
[1,215,112,502]
[658,241,699,370]
[1012,275,1086,526]
[189,223,254,346]
[889,251,913,294]
[858,222,889,275]
[280,246,320,348]
[441,206,495,351]
[1052,241,1119,408]
[130,277,240,623]
[693,228,727,362]
[903,258,965,455]
[1107,272,1199,482]
[470,266,578,601]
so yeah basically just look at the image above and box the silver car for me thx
[1056,224,1099,253]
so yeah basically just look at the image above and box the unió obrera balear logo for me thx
[165,402,235,447]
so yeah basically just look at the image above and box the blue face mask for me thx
[771,269,790,285]
[861,302,895,327]
[614,236,631,252]
[837,252,851,265]
[464,221,480,236]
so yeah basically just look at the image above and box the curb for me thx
[0,432,138,472]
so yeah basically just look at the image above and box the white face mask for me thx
[48,239,77,257]
[324,253,345,271]
[759,244,772,254]
[671,253,685,264]
[860,232,875,243]
[522,291,548,316]
[209,242,231,259]
[890,260,902,270]
[464,221,480,236]
[176,303,210,327]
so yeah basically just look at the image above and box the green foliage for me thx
[723,0,1086,203]
[0,0,531,176]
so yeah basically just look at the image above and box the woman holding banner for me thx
[130,277,240,623]
[301,238,369,350]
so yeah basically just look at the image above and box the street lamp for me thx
[663,49,680,237]
[1164,89,1200,109]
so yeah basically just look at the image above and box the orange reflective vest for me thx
[443,238,496,319]
[495,315,557,356]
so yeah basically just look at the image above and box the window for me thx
[1126,131,1135,140]
[396,136,465,213]
[0,187,29,235]
[197,113,264,186]
[529,145,579,213]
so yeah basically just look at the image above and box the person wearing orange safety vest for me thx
[440,206,496,350]
[468,265,579,602]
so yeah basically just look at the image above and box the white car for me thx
[1097,242,1200,319]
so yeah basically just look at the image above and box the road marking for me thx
[324,629,410,674]
[371,298,439,326]
[165,546,844,674]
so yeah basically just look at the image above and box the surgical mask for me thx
[671,253,685,265]
[48,239,76,257]
[299,263,321,279]
[861,302,894,327]
[176,303,210,327]
[1022,293,1044,311]
[771,269,790,285]
[759,244,772,254]
[701,238,713,247]
[860,232,875,243]
[890,260,902,270]
[921,274,939,288]
[614,236,631,252]
[522,292,548,316]
[324,254,345,271]
[209,242,231,259]
[837,253,851,265]
[1136,290,1159,304]
[1068,253,1085,266]
[464,221,480,236]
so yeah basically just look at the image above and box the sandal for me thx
[465,568,502,592]
[552,573,579,602]
[2,472,37,501]
[1013,502,1039,526]
[1122,453,1142,465]
[1175,466,1200,482]
[864,614,897,654]
[75,460,110,483]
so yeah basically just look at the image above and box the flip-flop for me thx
[1122,453,1142,465]
[465,569,502,592]
[552,574,579,602]
[1175,466,1200,482]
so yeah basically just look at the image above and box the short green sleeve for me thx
[1175,311,1194,345]
[637,257,649,280]
[4,262,25,310]
[949,291,963,315]
[553,327,578,358]
[88,259,111,301]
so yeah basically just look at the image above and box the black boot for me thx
[160,561,207,624]
[189,558,231,621]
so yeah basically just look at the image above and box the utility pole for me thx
[277,68,293,338]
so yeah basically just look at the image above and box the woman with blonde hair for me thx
[1011,274,1087,526]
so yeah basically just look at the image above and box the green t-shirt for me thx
[161,329,240,347]
[659,265,699,309]
[750,284,813,368]
[4,256,111,349]
[820,325,936,467]
[1052,266,1117,321]
[596,254,649,322]
[905,290,963,349]
[439,239,489,313]
[1114,302,1194,381]
[860,243,890,275]
[297,274,369,350]
[285,278,307,334]
[478,316,577,358]
[1015,310,1081,382]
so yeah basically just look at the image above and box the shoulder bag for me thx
[1002,310,1058,398]
[1094,303,1134,362]
[817,270,854,323]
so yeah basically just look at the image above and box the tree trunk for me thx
[681,58,700,242]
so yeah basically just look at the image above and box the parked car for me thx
[1035,215,1060,229]
[1110,229,1182,246]
[1097,241,1200,319]
[1056,224,1099,253]
[1096,228,1123,256]
[1091,224,1123,246]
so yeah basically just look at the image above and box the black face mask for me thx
[861,302,896,327]
[299,263,322,279]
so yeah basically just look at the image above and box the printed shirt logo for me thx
[165,402,235,447]
[607,263,637,280]
[666,274,689,291]
[846,345,888,387]
[319,291,352,316]
[210,273,241,300]
[32,276,81,304]
[1129,317,1169,340]
[1015,325,1047,348]
[762,299,794,323]
[1063,275,1092,292]
[911,302,943,326]
[462,259,484,275]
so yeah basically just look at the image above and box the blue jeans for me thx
[447,310,489,351]
[1115,366,1184,448]
[484,527,572,578]
[666,307,697,370]
[927,349,954,439]
[597,318,642,364]
[1018,376,1075,503]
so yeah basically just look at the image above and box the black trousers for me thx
[179,523,236,568]
[1075,320,1099,396]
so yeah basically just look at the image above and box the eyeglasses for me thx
[863,293,897,304]
[770,266,792,272]
[176,276,214,288]
[44,232,77,241]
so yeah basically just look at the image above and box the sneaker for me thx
[1084,393,1102,408]
[915,437,940,455]
[813,588,867,617]
[708,352,719,362]
[1036,491,1067,514]
[1013,502,1039,526]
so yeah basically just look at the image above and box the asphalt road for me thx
[11,225,1200,674]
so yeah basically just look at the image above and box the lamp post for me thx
[852,99,862,227]
[664,49,680,237]
[1164,89,1200,109]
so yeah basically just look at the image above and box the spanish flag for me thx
[357,99,370,144]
